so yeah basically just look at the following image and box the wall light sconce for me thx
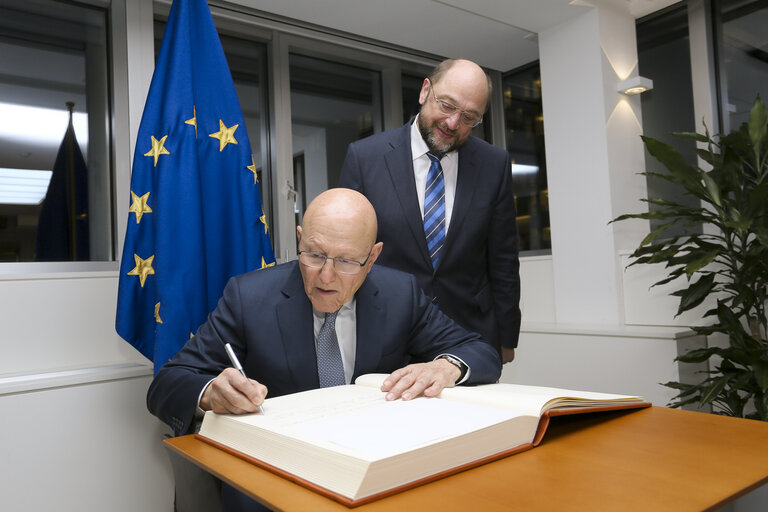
[617,76,653,95]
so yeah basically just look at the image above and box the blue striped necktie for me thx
[316,311,345,387]
[423,152,446,268]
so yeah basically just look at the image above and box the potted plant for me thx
[613,96,768,420]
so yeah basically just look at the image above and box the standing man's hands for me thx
[200,368,267,414]
[381,360,461,401]
[502,347,515,364]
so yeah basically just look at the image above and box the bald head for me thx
[302,188,378,248]
[297,188,383,312]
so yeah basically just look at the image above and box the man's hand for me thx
[200,368,267,414]
[502,347,515,364]
[381,360,461,401]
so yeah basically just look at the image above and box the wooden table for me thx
[165,406,768,511]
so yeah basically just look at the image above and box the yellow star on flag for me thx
[127,253,155,287]
[209,120,239,151]
[247,154,259,183]
[154,302,163,324]
[260,213,269,234]
[144,135,170,167]
[128,191,152,224]
[261,257,275,269]
[185,106,198,137]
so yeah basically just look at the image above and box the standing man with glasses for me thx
[339,58,521,363]
[147,188,502,511]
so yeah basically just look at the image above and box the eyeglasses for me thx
[428,82,483,127]
[298,250,371,275]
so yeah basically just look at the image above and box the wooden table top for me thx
[165,406,768,511]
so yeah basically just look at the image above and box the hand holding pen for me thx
[225,343,265,414]
[199,343,267,414]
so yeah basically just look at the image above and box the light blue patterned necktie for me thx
[424,152,446,268]
[316,311,345,387]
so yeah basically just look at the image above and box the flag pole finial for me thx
[65,102,75,124]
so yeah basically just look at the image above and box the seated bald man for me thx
[147,188,501,510]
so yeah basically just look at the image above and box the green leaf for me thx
[676,347,718,363]
[748,95,767,154]
[640,223,676,246]
[674,273,716,315]
[642,136,701,187]
[674,131,711,143]
[699,377,730,405]
[752,362,768,392]
[684,249,720,276]
[701,171,722,207]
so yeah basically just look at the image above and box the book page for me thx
[353,374,643,415]
[221,384,527,460]
[291,395,524,459]
[439,383,643,414]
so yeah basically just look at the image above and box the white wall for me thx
[0,367,173,511]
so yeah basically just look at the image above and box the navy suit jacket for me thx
[147,261,501,435]
[339,121,521,351]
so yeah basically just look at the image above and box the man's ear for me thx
[367,242,383,268]
[296,225,302,243]
[418,79,430,106]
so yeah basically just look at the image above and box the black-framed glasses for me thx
[428,81,483,127]
[298,250,371,275]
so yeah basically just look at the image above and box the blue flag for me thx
[116,0,275,372]
[35,112,90,261]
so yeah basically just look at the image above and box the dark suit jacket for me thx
[338,121,521,351]
[147,261,501,436]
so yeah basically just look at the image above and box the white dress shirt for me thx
[410,115,458,233]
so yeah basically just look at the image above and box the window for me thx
[289,54,383,222]
[637,5,699,237]
[503,63,550,254]
[0,0,111,262]
[716,0,768,131]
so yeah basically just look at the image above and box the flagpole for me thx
[65,102,77,260]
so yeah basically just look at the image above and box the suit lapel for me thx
[441,138,480,267]
[384,122,433,268]
[276,263,318,390]
[352,274,386,380]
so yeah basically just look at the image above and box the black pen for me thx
[224,342,264,414]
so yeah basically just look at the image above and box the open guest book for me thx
[197,374,649,506]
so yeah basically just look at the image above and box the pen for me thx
[224,342,264,414]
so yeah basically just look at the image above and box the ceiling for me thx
[233,0,681,71]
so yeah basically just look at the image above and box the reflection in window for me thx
[503,64,550,254]
[0,0,110,262]
[153,22,273,248]
[717,0,768,132]
[289,54,382,215]
[637,5,699,237]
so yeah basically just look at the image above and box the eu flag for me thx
[35,106,90,261]
[116,0,275,372]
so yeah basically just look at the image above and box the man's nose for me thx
[318,258,337,281]
[443,111,461,131]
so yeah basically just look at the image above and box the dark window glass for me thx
[502,63,550,254]
[0,0,111,262]
[637,5,699,237]
[289,54,382,224]
[716,0,768,131]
